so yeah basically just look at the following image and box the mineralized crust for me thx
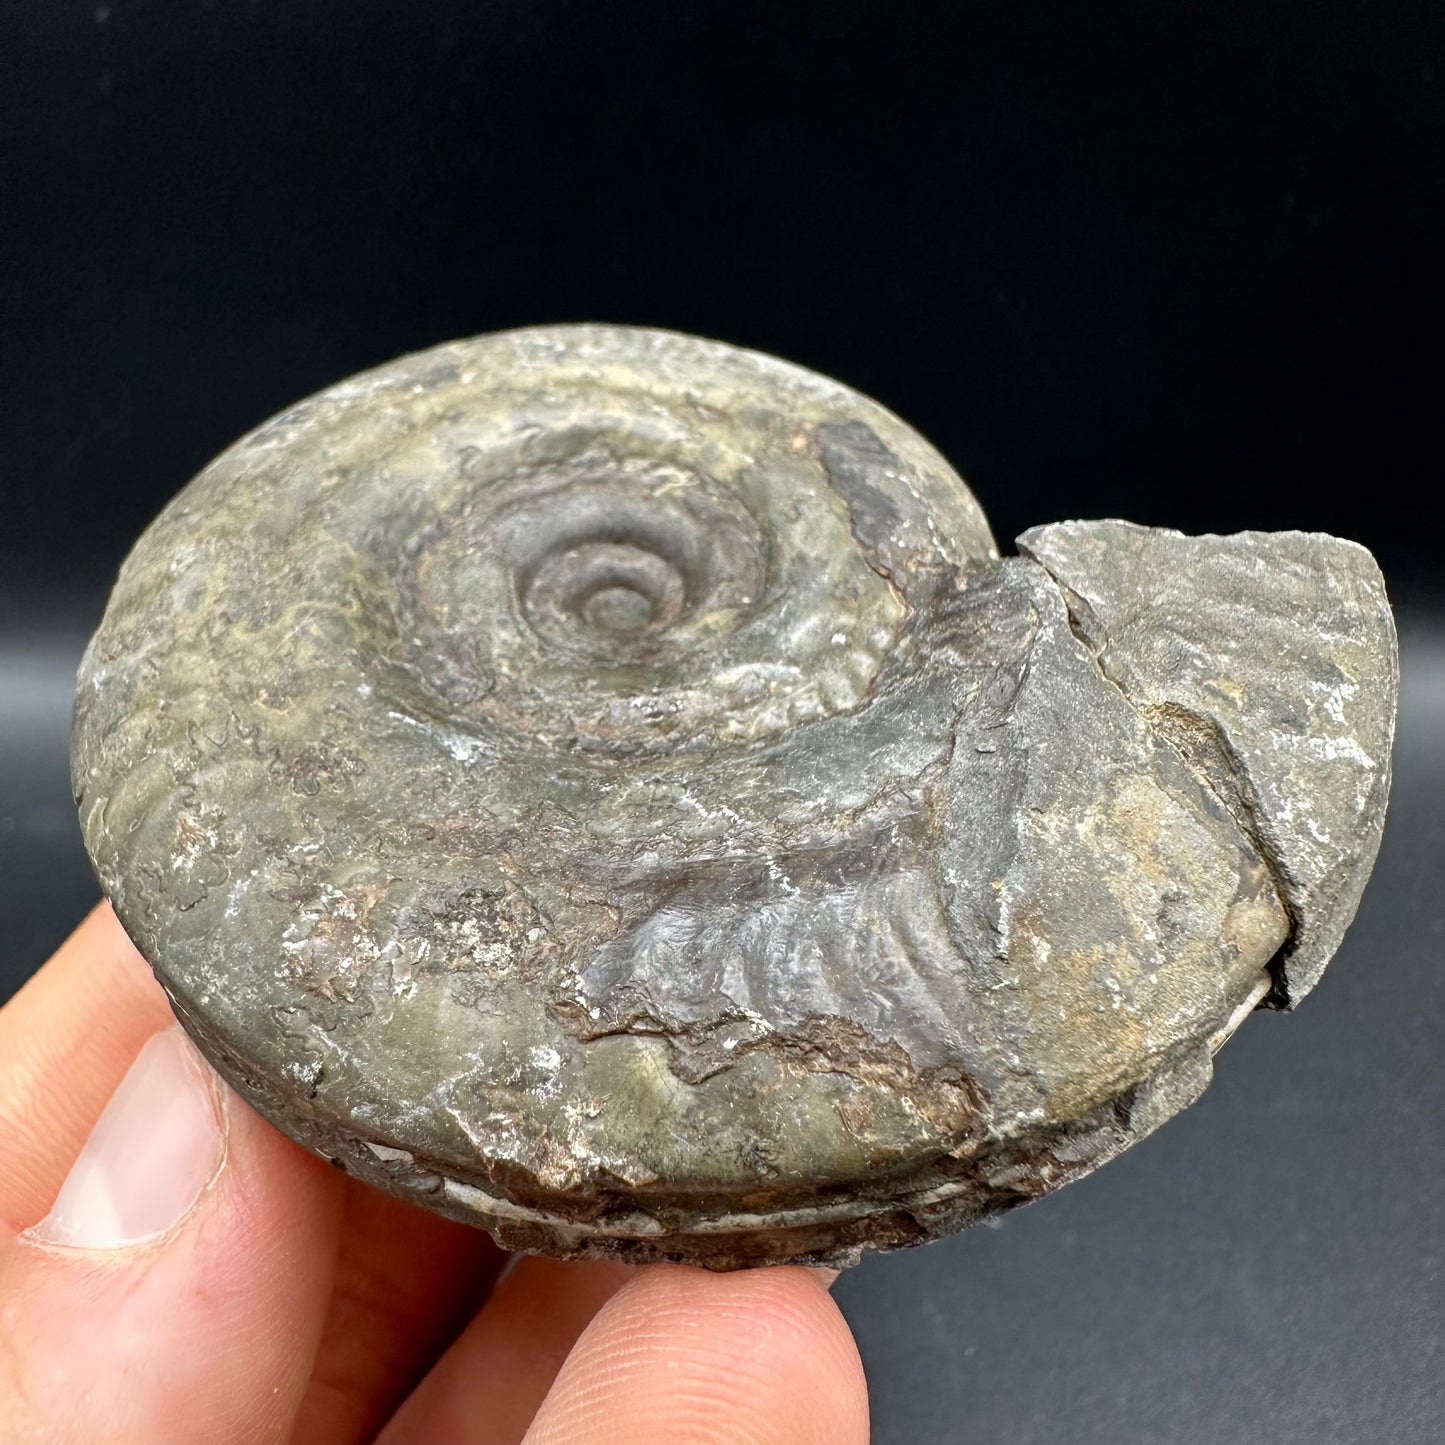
[72,325,1397,1267]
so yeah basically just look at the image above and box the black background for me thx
[2,4,1441,1442]
[3,0,1440,617]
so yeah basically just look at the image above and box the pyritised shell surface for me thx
[72,325,1398,1267]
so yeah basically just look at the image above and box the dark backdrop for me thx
[2,0,1439,620]
[2,4,1441,1444]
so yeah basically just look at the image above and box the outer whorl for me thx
[73,326,1397,1267]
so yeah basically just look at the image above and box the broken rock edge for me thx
[1016,523,1391,1012]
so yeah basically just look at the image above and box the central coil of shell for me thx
[381,433,985,757]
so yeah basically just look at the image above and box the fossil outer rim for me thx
[72,324,1398,1268]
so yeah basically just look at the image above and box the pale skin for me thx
[0,905,870,1444]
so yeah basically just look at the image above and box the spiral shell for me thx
[73,325,1396,1267]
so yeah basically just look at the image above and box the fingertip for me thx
[22,1027,225,1250]
[0,905,176,1229]
[0,1043,344,1443]
[524,1263,869,1445]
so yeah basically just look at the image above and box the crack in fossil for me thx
[1021,546,1303,1007]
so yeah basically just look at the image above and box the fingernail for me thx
[27,1028,226,1249]
[811,1267,842,1289]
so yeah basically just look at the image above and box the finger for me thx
[293,1178,508,1445]
[521,1265,868,1445]
[0,1026,345,1444]
[0,902,176,1228]
[378,1255,633,1445]
[0,908,347,1444]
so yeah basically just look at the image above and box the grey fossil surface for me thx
[71,325,1397,1268]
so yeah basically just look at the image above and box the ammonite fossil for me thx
[72,325,1398,1268]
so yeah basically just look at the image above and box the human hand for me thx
[0,905,869,1443]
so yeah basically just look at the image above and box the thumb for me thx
[521,1265,869,1445]
[0,1026,343,1445]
